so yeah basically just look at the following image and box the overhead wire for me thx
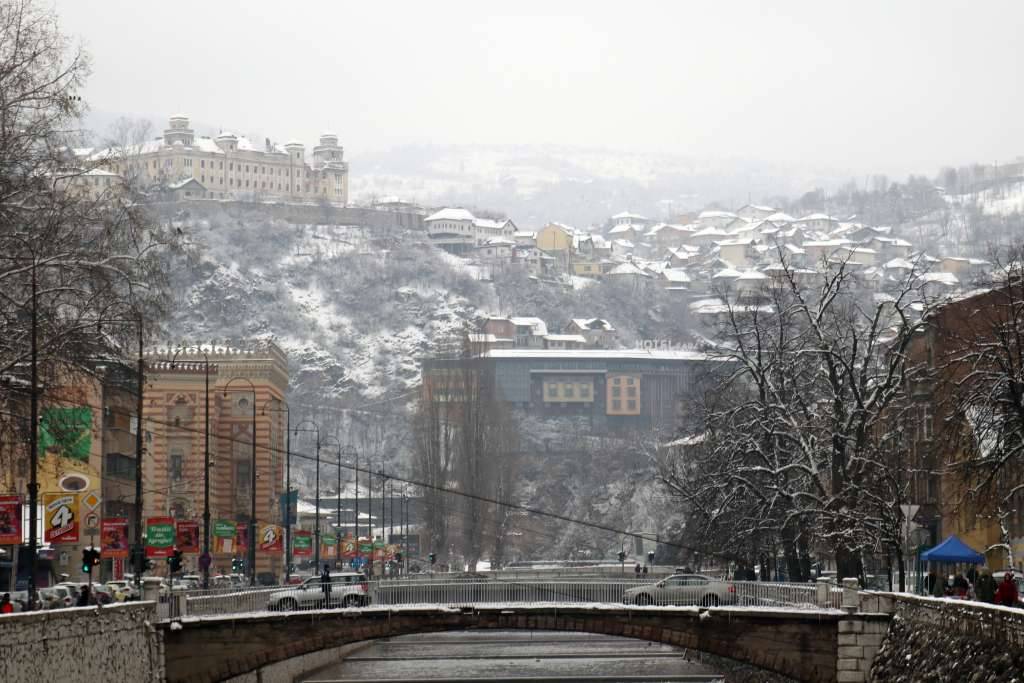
[8,384,692,555]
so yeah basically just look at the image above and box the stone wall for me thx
[156,198,425,230]
[0,603,163,683]
[870,595,1024,682]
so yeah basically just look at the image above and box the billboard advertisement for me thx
[43,492,79,544]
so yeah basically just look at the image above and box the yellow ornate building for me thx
[143,342,290,579]
[94,115,349,205]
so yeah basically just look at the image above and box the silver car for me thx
[267,573,372,611]
[623,574,736,607]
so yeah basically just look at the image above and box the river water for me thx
[300,630,725,682]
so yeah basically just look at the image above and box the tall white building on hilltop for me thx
[94,114,349,205]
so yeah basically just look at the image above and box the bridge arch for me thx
[161,605,850,683]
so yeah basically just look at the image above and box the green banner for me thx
[38,407,92,462]
[373,539,385,549]
[146,518,175,548]
[293,534,312,550]
[322,535,337,546]
[358,540,373,554]
[213,519,236,538]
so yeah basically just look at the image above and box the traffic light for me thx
[168,548,183,574]
[81,547,100,574]
[428,552,436,565]
[231,557,243,572]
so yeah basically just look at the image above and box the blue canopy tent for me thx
[921,535,985,564]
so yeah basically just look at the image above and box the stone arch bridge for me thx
[161,604,890,683]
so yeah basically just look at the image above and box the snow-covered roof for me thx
[612,211,648,220]
[609,224,639,234]
[699,210,738,219]
[513,231,536,239]
[883,258,915,270]
[716,238,755,247]
[607,262,651,277]
[692,227,729,238]
[765,212,795,223]
[425,207,475,222]
[661,268,691,283]
[738,270,768,280]
[796,213,837,222]
[480,238,515,246]
[712,268,743,279]
[569,318,616,332]
[509,317,548,335]
[544,334,588,343]
[919,272,959,286]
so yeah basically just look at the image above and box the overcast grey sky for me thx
[56,0,1024,175]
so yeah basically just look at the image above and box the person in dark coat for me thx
[642,565,648,575]
[76,585,92,606]
[925,570,937,595]
[994,572,1019,607]
[634,563,641,576]
[320,564,332,605]
[975,568,997,603]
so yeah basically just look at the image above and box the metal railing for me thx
[174,577,843,619]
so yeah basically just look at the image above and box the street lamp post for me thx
[261,399,290,583]
[293,421,321,569]
[170,348,210,589]
[222,377,257,586]
[321,435,343,568]
[380,465,386,579]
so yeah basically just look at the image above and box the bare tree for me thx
[934,252,1024,567]
[660,253,932,582]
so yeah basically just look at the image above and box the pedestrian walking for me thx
[320,563,332,606]
[642,565,649,576]
[994,571,1019,607]
[952,573,969,598]
[975,568,997,603]
[634,563,641,576]
[76,585,92,607]
[0,593,13,614]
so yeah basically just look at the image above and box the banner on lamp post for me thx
[258,523,283,553]
[0,495,22,545]
[213,519,236,553]
[292,531,312,557]
[145,517,175,558]
[175,520,200,553]
[43,492,79,544]
[101,518,129,558]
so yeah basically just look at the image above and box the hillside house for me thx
[564,318,617,348]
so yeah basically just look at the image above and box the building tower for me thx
[163,114,195,146]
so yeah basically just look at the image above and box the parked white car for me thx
[623,574,736,607]
[267,573,372,611]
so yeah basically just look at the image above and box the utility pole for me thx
[27,258,39,608]
[133,313,144,590]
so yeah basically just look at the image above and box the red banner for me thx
[176,520,200,553]
[0,495,21,545]
[236,525,248,553]
[101,517,129,558]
